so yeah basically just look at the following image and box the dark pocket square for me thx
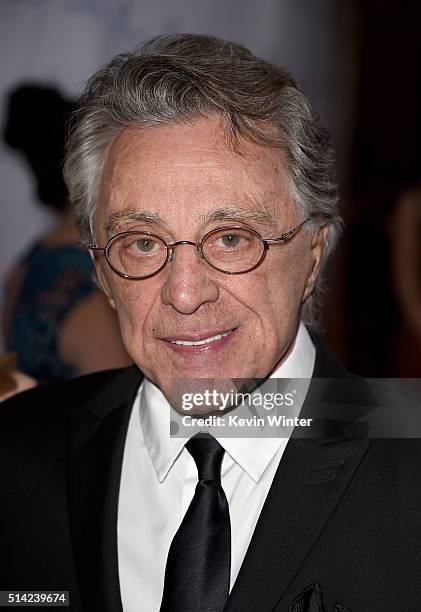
[289,583,351,612]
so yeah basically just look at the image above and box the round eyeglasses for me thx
[89,218,311,280]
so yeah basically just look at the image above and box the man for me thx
[1,34,420,612]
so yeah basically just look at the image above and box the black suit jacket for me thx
[1,341,420,612]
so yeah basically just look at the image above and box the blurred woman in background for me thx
[392,183,421,376]
[1,84,131,384]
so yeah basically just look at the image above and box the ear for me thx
[303,224,329,301]
[89,250,117,310]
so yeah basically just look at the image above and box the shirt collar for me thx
[139,322,315,483]
[139,380,187,483]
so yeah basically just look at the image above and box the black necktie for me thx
[160,434,231,612]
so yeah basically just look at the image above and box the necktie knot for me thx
[186,434,224,482]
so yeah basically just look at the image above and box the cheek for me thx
[106,279,155,340]
[246,260,307,334]
[226,271,281,347]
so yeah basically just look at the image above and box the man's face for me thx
[93,116,325,403]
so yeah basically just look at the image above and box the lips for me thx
[168,330,232,346]
[161,328,236,351]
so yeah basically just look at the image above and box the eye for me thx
[217,233,247,249]
[128,236,162,256]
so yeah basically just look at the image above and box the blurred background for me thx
[0,0,420,379]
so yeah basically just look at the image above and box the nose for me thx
[160,242,219,314]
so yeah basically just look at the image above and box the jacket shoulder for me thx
[0,367,135,426]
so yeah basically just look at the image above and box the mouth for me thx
[161,328,237,352]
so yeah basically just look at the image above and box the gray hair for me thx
[64,33,341,327]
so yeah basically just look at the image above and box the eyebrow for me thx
[200,206,277,229]
[104,210,166,237]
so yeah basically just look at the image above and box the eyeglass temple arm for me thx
[264,217,312,244]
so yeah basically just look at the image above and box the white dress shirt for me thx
[118,322,315,612]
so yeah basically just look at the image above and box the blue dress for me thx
[6,243,97,383]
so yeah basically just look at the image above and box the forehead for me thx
[96,115,293,233]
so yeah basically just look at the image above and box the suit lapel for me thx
[225,435,370,611]
[225,340,372,612]
[67,367,143,612]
